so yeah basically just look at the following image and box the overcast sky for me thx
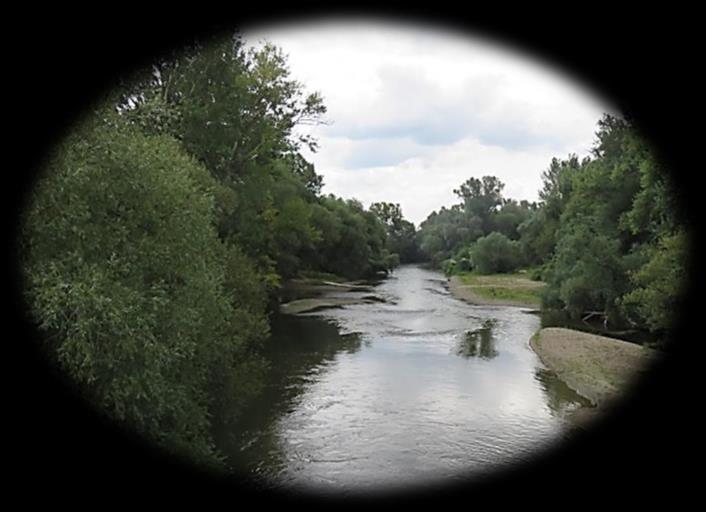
[243,20,614,225]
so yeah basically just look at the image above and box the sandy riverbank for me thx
[530,327,658,428]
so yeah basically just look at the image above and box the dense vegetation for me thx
[20,32,688,468]
[416,115,690,341]
[417,176,535,270]
[20,35,414,467]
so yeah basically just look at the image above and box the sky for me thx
[243,19,614,226]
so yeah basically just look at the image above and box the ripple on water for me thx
[223,265,586,491]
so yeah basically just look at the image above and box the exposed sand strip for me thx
[529,327,658,428]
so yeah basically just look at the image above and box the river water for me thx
[217,265,590,494]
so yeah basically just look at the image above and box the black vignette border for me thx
[7,4,700,507]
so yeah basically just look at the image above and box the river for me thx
[215,264,590,494]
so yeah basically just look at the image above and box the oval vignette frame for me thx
[8,6,699,505]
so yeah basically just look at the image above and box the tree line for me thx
[20,34,406,467]
[413,115,689,341]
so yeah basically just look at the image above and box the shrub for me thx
[470,232,524,274]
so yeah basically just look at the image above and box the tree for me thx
[539,114,690,336]
[418,206,483,265]
[123,34,328,288]
[454,176,505,211]
[543,223,624,321]
[491,199,535,240]
[21,105,268,464]
[454,175,505,233]
[470,232,524,274]
[370,202,420,263]
[619,230,689,333]
[518,155,587,268]
[304,196,393,279]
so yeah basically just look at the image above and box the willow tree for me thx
[21,105,268,465]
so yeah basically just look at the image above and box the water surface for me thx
[217,265,589,493]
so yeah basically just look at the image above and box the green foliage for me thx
[519,156,587,265]
[122,33,398,286]
[527,266,545,281]
[533,114,690,339]
[620,230,689,333]
[307,196,392,279]
[418,206,483,265]
[492,199,535,240]
[22,107,269,464]
[543,224,624,319]
[123,35,329,285]
[370,202,421,263]
[419,114,688,341]
[440,246,473,275]
[469,232,524,274]
[418,176,535,266]
[454,175,505,233]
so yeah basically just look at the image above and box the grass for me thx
[455,271,545,307]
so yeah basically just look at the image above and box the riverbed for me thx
[216,265,590,494]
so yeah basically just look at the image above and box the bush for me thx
[543,224,623,321]
[457,257,473,272]
[470,232,524,274]
[442,258,457,275]
[527,266,545,281]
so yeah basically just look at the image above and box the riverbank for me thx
[530,327,658,428]
[448,272,544,308]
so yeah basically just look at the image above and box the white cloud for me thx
[243,19,613,226]
[314,136,558,225]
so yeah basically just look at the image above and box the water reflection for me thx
[216,266,593,491]
[269,314,364,360]
[534,368,592,419]
[215,314,363,480]
[454,319,498,360]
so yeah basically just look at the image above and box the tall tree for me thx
[454,175,505,233]
[370,202,420,263]
[124,35,329,286]
[540,114,689,337]
[21,105,268,464]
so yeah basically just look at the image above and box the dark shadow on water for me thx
[454,319,499,360]
[267,314,364,361]
[534,368,592,419]
[213,313,363,482]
